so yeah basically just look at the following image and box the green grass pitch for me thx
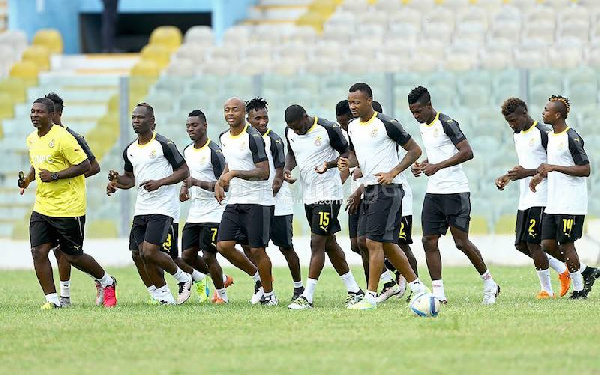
[1,266,599,374]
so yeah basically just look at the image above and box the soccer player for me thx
[530,95,600,299]
[284,104,364,309]
[408,86,500,304]
[22,98,116,309]
[245,98,304,300]
[336,100,369,279]
[495,98,571,298]
[106,103,193,305]
[180,110,233,304]
[20,92,103,307]
[339,83,426,310]
[215,97,277,305]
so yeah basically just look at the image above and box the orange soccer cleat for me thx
[558,270,571,297]
[536,290,555,299]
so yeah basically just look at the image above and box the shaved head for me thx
[224,97,245,110]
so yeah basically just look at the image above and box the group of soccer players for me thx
[21,83,600,309]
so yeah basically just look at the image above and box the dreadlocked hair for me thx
[501,97,527,116]
[549,95,570,119]
[246,97,268,114]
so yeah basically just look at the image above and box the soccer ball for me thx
[409,293,440,317]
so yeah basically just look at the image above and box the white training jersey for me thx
[183,139,226,224]
[348,112,412,187]
[545,127,589,215]
[124,132,185,219]
[513,121,549,210]
[261,128,294,216]
[219,124,272,206]
[286,116,347,205]
[419,112,470,194]
[397,148,413,217]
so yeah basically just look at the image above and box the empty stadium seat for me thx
[32,29,63,54]
[150,26,183,53]
[184,26,214,45]
[21,45,50,71]
[141,44,171,69]
[9,61,39,85]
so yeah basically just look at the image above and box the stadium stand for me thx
[1,0,599,238]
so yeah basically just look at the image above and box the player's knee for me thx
[357,236,367,251]
[454,239,468,252]
[421,236,437,250]
[181,249,194,263]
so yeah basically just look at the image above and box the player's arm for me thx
[39,135,91,182]
[78,137,100,178]
[39,159,90,182]
[317,123,349,174]
[423,119,472,176]
[191,145,226,192]
[539,133,590,177]
[18,166,36,189]
[141,140,189,192]
[85,159,101,178]
[376,119,421,184]
[224,132,270,182]
[269,132,286,195]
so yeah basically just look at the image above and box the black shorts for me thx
[515,207,544,245]
[217,204,271,248]
[30,211,85,256]
[348,212,360,239]
[130,214,179,259]
[358,184,403,243]
[541,213,585,244]
[182,222,219,253]
[398,215,413,245]
[304,201,342,236]
[422,193,471,236]
[271,214,294,249]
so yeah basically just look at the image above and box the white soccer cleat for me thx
[251,282,264,305]
[260,293,278,306]
[155,288,176,305]
[288,296,313,310]
[483,283,500,305]
[177,273,193,305]
[376,282,401,303]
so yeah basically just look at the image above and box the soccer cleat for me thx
[103,277,117,308]
[213,295,228,304]
[60,296,72,308]
[196,277,209,303]
[376,281,401,303]
[223,275,234,288]
[483,283,500,305]
[558,270,571,297]
[250,280,264,305]
[536,290,555,299]
[582,267,600,297]
[41,302,61,310]
[345,290,365,307]
[260,293,278,306]
[155,288,176,305]
[347,295,376,310]
[569,290,587,300]
[177,274,193,304]
[291,286,305,301]
[95,281,104,306]
[145,298,160,305]
[288,295,313,310]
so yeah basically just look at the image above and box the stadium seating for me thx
[2,0,600,238]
